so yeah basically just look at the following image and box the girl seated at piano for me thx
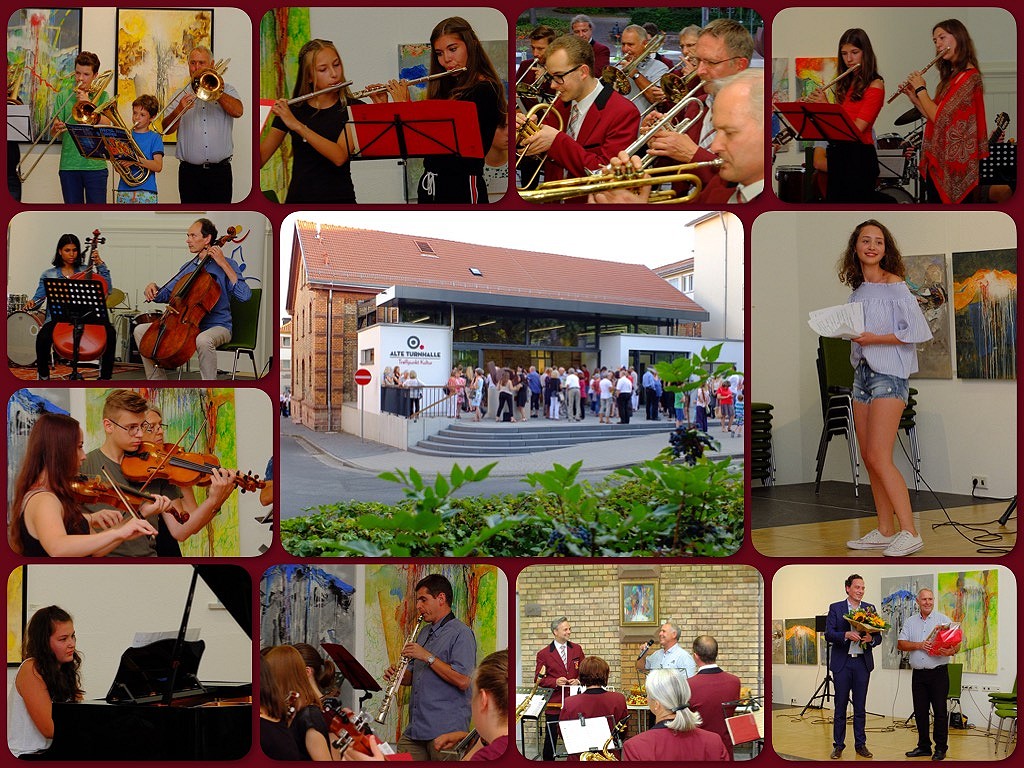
[7,605,83,758]
[7,413,165,557]
[262,645,334,760]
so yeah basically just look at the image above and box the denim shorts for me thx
[852,361,909,404]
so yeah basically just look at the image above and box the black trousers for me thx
[617,392,632,424]
[497,391,514,421]
[912,665,949,751]
[645,386,659,419]
[178,160,233,203]
[36,320,116,379]
[826,142,880,203]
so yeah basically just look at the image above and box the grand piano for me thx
[49,565,252,760]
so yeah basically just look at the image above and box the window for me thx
[282,336,291,348]
[682,274,694,293]
[359,349,374,365]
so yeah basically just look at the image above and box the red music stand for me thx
[348,100,484,162]
[773,101,861,144]
[321,642,382,709]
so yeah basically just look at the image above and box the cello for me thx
[51,228,109,363]
[137,226,243,370]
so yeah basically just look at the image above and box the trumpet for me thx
[157,58,230,134]
[17,69,113,183]
[515,665,546,721]
[515,101,564,190]
[628,80,706,170]
[73,98,151,187]
[887,48,949,104]
[520,159,722,204]
[374,615,424,724]
[601,33,666,95]
[350,67,467,99]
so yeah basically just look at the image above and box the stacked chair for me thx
[814,337,860,496]
[749,402,775,486]
[988,677,1017,753]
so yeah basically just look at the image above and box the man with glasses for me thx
[79,389,237,556]
[516,34,639,189]
[570,14,610,74]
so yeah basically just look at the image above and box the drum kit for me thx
[5,288,152,368]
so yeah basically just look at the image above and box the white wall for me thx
[301,7,508,203]
[599,334,745,373]
[8,211,274,379]
[771,8,1016,168]
[751,211,1017,497]
[692,213,745,342]
[8,565,251,700]
[16,7,252,204]
[772,565,1016,727]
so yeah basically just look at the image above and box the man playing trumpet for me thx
[383,574,476,760]
[516,34,639,190]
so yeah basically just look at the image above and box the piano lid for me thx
[195,564,252,639]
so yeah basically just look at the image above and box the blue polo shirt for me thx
[155,255,251,332]
[405,613,476,740]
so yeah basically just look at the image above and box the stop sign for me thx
[354,368,372,386]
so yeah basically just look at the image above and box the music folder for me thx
[559,715,612,756]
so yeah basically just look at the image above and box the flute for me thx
[887,48,949,104]
[351,67,468,99]
[285,80,354,106]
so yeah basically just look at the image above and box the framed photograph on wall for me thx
[620,580,659,627]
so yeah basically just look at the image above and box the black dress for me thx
[289,705,331,760]
[261,716,302,760]
[418,80,503,204]
[274,100,359,204]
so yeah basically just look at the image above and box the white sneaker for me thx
[846,528,896,550]
[882,531,924,557]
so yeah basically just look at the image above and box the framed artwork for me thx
[937,569,998,674]
[905,254,952,379]
[620,580,659,626]
[115,8,214,140]
[7,8,83,142]
[784,617,817,665]
[879,573,935,669]
[951,249,1017,380]
[7,566,26,665]
[771,618,785,664]
[770,57,789,140]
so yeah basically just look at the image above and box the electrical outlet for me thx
[972,474,989,490]
[962,684,975,691]
[791,698,798,705]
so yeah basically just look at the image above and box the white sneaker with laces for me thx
[846,528,895,550]
[882,530,924,556]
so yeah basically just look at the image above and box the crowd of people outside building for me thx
[380,362,744,433]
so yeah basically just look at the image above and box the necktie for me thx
[559,644,567,669]
[567,104,581,139]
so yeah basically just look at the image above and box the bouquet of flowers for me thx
[844,608,892,648]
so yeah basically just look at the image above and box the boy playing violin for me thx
[80,389,237,557]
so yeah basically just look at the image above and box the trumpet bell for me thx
[600,66,632,95]
[191,69,224,102]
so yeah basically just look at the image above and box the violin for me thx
[120,440,266,493]
[68,474,189,524]
[52,228,109,360]
[321,701,379,758]
[137,226,246,370]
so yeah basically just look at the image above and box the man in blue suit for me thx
[826,574,883,759]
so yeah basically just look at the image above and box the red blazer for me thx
[591,40,611,74]
[688,667,742,756]
[621,724,729,761]
[515,60,553,111]
[544,83,640,182]
[560,689,628,761]
[535,641,585,708]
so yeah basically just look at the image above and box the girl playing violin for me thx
[367,17,506,204]
[262,645,334,760]
[25,233,118,381]
[260,39,361,204]
[8,413,162,557]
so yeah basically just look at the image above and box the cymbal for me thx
[105,288,126,308]
[894,106,924,126]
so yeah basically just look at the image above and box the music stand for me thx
[321,642,382,711]
[517,686,552,760]
[348,101,484,204]
[773,101,861,146]
[65,123,145,166]
[43,278,108,380]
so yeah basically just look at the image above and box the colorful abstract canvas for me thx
[951,249,1017,379]
[770,57,789,140]
[259,565,356,649]
[794,57,838,102]
[879,573,935,669]
[6,8,83,142]
[771,619,785,664]
[937,570,998,674]
[620,581,658,626]
[785,617,817,665]
[115,8,213,140]
[905,255,952,379]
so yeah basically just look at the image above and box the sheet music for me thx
[131,628,200,647]
[562,684,586,698]
[559,716,612,755]
[515,693,548,719]
[808,302,864,339]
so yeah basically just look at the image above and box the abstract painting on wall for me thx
[770,58,789,141]
[259,564,355,650]
[879,573,935,669]
[937,569,998,674]
[905,254,952,378]
[7,567,25,665]
[115,8,213,140]
[952,249,1017,379]
[7,8,83,142]
[785,617,817,665]
[771,619,785,664]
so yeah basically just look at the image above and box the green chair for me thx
[814,338,861,495]
[946,663,963,721]
[988,676,1017,731]
[992,702,1017,753]
[219,287,262,380]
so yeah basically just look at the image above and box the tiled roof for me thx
[654,257,695,276]
[279,320,292,335]
[293,221,706,314]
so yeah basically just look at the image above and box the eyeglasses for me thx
[107,418,151,436]
[142,422,163,434]
[547,64,583,84]
[692,55,744,68]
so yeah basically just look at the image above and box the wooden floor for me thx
[771,707,1015,761]
[752,502,1015,558]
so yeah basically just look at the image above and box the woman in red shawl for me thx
[900,19,986,203]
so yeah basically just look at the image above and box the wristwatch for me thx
[426,654,436,666]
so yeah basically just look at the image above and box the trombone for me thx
[601,33,666,95]
[515,101,564,190]
[17,69,114,183]
[157,58,230,134]
[519,159,723,204]
[628,79,707,170]
[72,98,151,187]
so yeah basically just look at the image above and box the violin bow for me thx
[101,467,155,540]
